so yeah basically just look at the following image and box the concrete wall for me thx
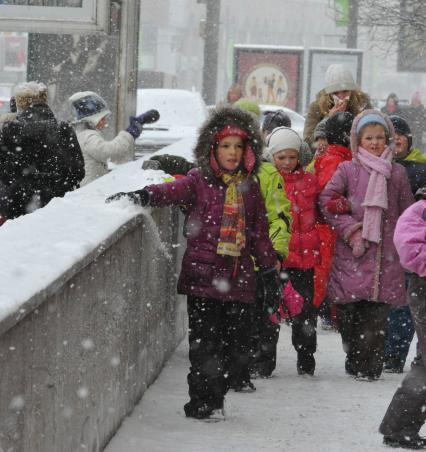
[0,208,186,452]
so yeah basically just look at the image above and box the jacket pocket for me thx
[182,250,216,287]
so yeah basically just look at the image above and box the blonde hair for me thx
[318,90,369,117]
[15,81,48,112]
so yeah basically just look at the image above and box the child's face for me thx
[96,116,107,130]
[273,149,299,173]
[359,124,387,157]
[314,138,328,155]
[394,133,410,159]
[216,135,244,173]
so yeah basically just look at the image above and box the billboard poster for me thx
[233,45,304,112]
[306,48,363,110]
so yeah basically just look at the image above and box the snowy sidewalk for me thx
[105,324,417,452]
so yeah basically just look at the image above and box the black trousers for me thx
[336,300,391,378]
[380,274,426,438]
[287,268,318,370]
[186,296,252,408]
[249,275,280,376]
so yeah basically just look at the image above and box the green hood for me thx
[403,148,426,164]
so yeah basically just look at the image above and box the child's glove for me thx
[106,189,150,206]
[125,116,143,139]
[348,229,368,258]
[261,268,281,316]
[326,194,351,214]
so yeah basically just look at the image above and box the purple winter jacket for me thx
[393,199,426,277]
[145,168,276,303]
[319,161,414,305]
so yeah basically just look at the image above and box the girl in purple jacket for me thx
[107,108,280,420]
[319,110,414,381]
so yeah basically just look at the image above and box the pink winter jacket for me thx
[393,199,426,277]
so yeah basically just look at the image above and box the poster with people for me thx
[234,45,304,112]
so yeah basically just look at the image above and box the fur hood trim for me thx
[194,107,263,182]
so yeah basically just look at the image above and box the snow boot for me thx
[184,399,224,420]
[297,353,315,376]
[383,434,426,449]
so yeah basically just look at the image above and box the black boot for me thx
[383,434,426,449]
[297,353,315,376]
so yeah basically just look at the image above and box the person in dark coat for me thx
[106,107,280,420]
[384,115,426,374]
[379,187,426,449]
[0,82,84,220]
[400,92,426,151]
[381,93,402,116]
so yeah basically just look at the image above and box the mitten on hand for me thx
[142,159,161,170]
[261,268,282,316]
[106,188,150,206]
[348,229,366,258]
[326,194,351,214]
[126,116,143,139]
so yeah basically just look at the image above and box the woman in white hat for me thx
[303,63,371,148]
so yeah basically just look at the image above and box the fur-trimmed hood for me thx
[194,107,262,182]
[350,109,395,162]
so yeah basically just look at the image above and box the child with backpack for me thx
[106,107,281,420]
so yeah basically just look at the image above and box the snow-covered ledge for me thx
[0,158,187,452]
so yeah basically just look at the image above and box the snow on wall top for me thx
[0,136,195,323]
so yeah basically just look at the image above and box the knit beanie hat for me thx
[325,111,353,147]
[14,81,48,112]
[263,127,312,167]
[324,64,358,94]
[262,109,291,135]
[233,97,261,118]
[313,118,328,141]
[355,113,389,136]
[389,115,413,149]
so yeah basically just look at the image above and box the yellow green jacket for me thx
[256,162,292,258]
[396,148,426,194]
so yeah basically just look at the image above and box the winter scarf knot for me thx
[358,146,393,244]
[217,171,246,257]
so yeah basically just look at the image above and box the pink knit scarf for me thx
[358,146,393,244]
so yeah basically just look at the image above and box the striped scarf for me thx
[217,172,246,257]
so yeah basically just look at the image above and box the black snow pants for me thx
[336,300,391,379]
[287,268,318,374]
[380,274,426,439]
[248,274,280,377]
[186,296,252,409]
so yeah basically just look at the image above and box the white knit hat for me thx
[324,64,358,94]
[263,126,311,167]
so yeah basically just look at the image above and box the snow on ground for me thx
[105,325,420,452]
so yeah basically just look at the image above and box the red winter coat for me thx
[313,144,352,307]
[281,168,320,269]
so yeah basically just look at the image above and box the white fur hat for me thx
[263,127,312,167]
[324,64,358,94]
[14,81,48,112]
